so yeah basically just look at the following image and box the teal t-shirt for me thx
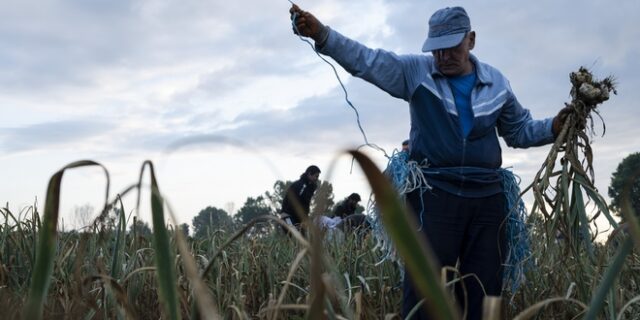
[447,72,477,137]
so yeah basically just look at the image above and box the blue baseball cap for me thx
[422,7,471,52]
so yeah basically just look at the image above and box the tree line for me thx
[92,152,640,240]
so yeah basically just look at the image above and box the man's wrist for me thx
[315,26,330,47]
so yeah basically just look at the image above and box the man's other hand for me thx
[289,4,328,44]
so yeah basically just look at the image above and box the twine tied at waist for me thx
[370,150,533,296]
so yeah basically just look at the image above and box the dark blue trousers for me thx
[402,187,507,320]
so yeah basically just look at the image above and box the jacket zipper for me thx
[458,138,467,196]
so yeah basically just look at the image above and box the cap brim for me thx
[422,32,466,52]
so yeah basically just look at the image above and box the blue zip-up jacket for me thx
[318,28,555,197]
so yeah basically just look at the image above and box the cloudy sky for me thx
[1,0,638,230]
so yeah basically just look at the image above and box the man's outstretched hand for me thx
[552,105,585,137]
[289,4,328,44]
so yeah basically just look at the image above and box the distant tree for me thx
[129,218,152,237]
[311,181,335,215]
[264,180,291,213]
[234,196,274,236]
[192,206,233,239]
[72,204,95,229]
[235,196,273,225]
[179,223,190,237]
[608,152,640,219]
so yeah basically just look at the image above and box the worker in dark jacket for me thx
[333,193,362,218]
[334,193,371,236]
[280,165,321,229]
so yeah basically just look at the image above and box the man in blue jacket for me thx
[290,5,569,320]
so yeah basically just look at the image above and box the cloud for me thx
[205,76,410,153]
[1,0,639,225]
[0,119,115,153]
[0,1,138,92]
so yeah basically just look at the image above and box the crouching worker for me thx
[313,193,362,231]
[333,193,371,236]
[333,193,362,218]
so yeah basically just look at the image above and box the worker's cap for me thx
[422,7,471,52]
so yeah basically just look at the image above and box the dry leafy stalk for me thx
[530,67,617,244]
